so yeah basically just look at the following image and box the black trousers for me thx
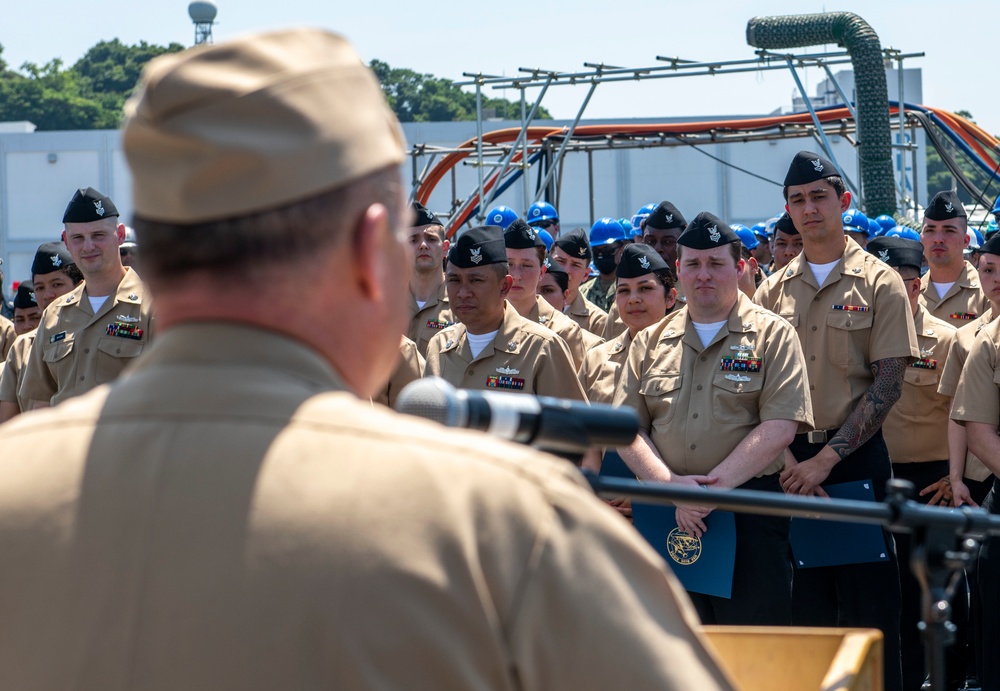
[892,460,968,690]
[789,429,903,691]
[979,481,1000,691]
[688,473,793,626]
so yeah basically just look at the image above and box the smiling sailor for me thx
[20,187,153,407]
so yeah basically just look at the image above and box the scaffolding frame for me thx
[410,47,925,226]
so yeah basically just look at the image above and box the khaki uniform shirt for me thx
[602,300,628,341]
[919,261,989,328]
[0,331,36,413]
[754,238,920,430]
[581,275,616,313]
[883,306,955,463]
[375,336,424,409]
[526,295,593,370]
[407,283,454,357]
[952,318,1000,445]
[939,309,996,481]
[425,303,588,401]
[578,329,632,405]
[0,323,734,690]
[614,294,814,476]
[565,291,607,337]
[0,315,15,360]
[21,268,153,406]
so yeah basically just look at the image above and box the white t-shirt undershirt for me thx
[691,320,727,349]
[807,259,840,288]
[466,330,498,358]
[933,281,955,300]
[88,295,108,312]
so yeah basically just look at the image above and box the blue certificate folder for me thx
[632,502,737,599]
[789,479,889,568]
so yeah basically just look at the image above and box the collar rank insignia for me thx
[742,322,752,329]
[578,246,587,257]
[811,158,824,172]
[638,256,650,269]
[65,296,73,303]
[496,366,520,375]
[853,267,862,273]
[538,315,549,325]
[786,269,793,277]
[708,225,721,243]
[665,213,673,223]
[94,200,105,216]
[878,249,890,262]
[950,312,976,320]
[107,321,143,340]
[469,248,483,265]
[945,202,954,213]
[725,373,752,382]
[612,340,625,353]
[924,330,935,337]
[128,293,139,301]
[49,331,67,344]
[445,339,454,348]
[486,375,525,390]
[507,340,518,351]
[665,329,676,337]
[51,254,63,267]
[116,314,140,323]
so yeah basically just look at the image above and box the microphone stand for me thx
[583,473,1000,691]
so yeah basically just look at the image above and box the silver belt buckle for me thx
[806,430,828,444]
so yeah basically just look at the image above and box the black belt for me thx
[797,429,838,444]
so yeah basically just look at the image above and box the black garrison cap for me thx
[31,241,73,277]
[867,236,924,272]
[448,225,507,268]
[616,243,669,278]
[924,191,966,221]
[677,212,739,249]
[504,219,546,249]
[552,227,592,260]
[783,150,841,187]
[62,187,118,223]
[645,201,686,230]
[411,200,439,227]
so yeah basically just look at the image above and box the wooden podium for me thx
[700,626,883,691]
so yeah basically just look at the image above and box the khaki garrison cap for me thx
[122,28,406,223]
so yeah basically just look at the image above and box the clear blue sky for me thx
[2,1,996,140]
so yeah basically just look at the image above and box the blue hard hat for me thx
[630,203,657,234]
[527,201,558,226]
[484,205,519,229]
[751,221,769,240]
[731,224,758,250]
[875,214,896,231]
[589,217,627,246]
[968,228,984,250]
[842,209,870,235]
[618,217,634,234]
[537,229,554,250]
[886,226,921,242]
[992,194,1000,215]
[868,218,881,237]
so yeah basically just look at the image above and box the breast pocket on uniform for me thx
[639,372,683,425]
[711,372,764,424]
[826,311,873,366]
[42,338,75,364]
[95,337,145,383]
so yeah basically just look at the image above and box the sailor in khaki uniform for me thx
[550,227,608,336]
[503,219,593,369]
[919,191,989,328]
[615,213,812,626]
[579,244,676,405]
[0,242,83,422]
[20,188,153,408]
[10,284,41,338]
[754,151,919,691]
[406,201,453,356]
[938,233,1000,507]
[375,335,424,408]
[537,260,605,353]
[425,226,587,401]
[0,31,735,691]
[950,318,1000,691]
[867,236,961,690]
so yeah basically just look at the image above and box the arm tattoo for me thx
[827,357,905,460]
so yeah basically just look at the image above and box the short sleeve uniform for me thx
[527,296,593,370]
[407,283,454,357]
[425,303,588,401]
[566,292,607,337]
[0,331,36,413]
[375,336,424,408]
[20,268,153,406]
[753,238,920,430]
[882,306,955,463]
[919,261,989,328]
[0,315,15,360]
[578,330,632,405]
[614,293,813,476]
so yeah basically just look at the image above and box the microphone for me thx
[395,377,638,457]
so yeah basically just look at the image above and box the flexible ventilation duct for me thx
[747,13,896,216]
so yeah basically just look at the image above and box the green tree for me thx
[370,60,551,123]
